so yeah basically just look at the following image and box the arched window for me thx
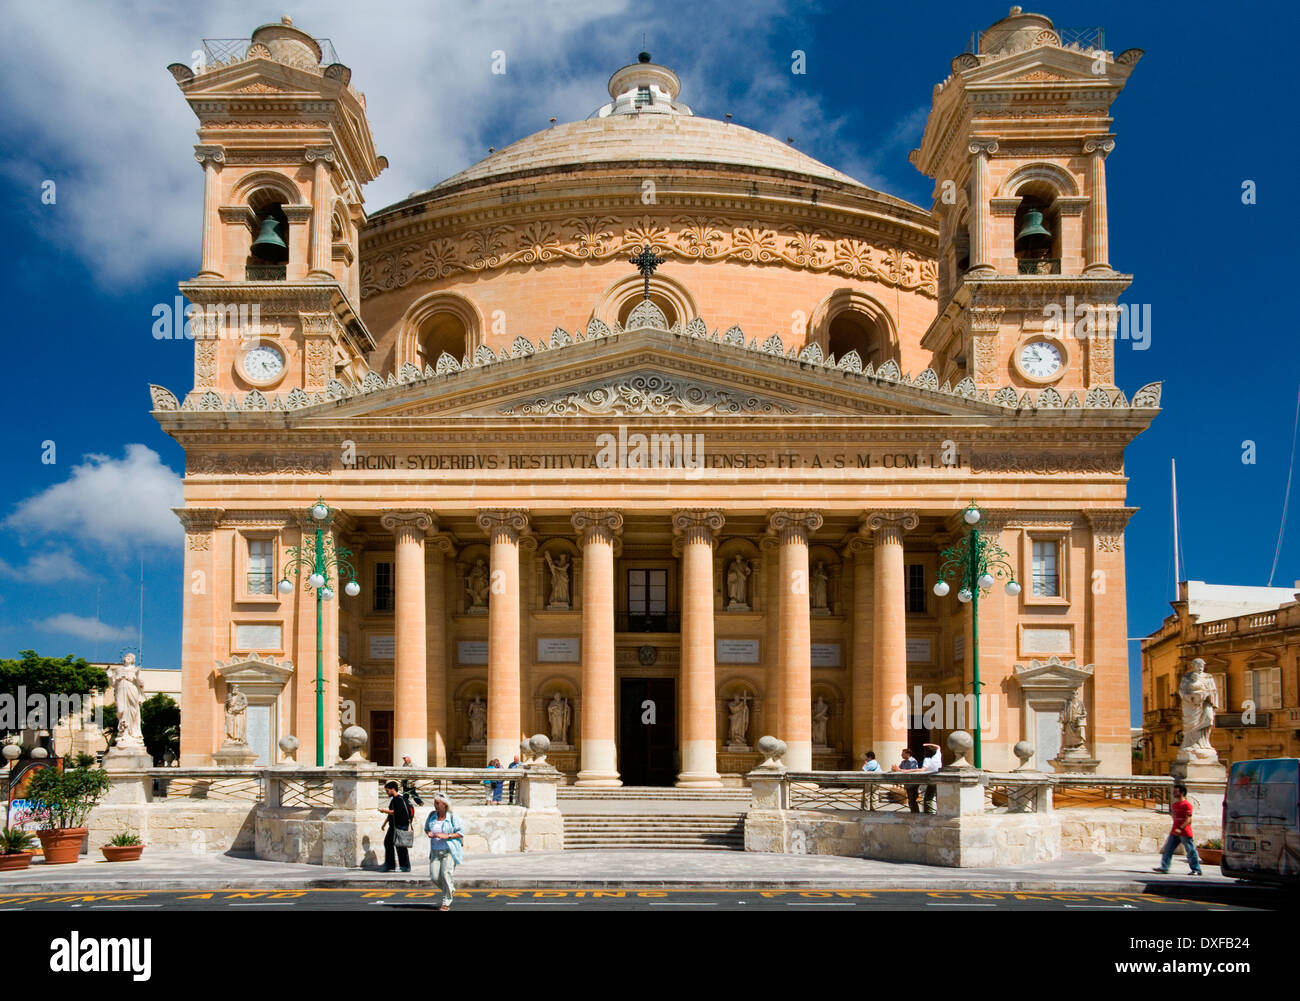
[416,311,469,367]
[396,291,483,371]
[1013,182,1061,274]
[810,290,898,369]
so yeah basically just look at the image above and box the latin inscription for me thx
[342,450,965,471]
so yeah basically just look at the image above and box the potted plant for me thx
[0,827,38,871]
[25,764,112,865]
[101,830,145,862]
[1198,838,1223,866]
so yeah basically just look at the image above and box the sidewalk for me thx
[0,848,1235,893]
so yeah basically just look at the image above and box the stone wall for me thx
[1059,807,1222,855]
[88,801,257,854]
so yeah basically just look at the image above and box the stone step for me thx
[557,786,751,800]
[562,811,746,850]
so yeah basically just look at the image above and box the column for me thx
[1086,508,1134,773]
[382,511,433,766]
[768,510,823,771]
[1083,137,1115,273]
[477,509,529,765]
[193,146,224,279]
[306,147,335,279]
[845,528,874,763]
[573,509,623,786]
[176,508,223,763]
[672,509,725,788]
[867,511,919,755]
[967,139,998,272]
[426,531,455,766]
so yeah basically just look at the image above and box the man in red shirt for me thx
[1153,783,1204,875]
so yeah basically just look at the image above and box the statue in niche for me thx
[544,552,571,610]
[726,692,751,747]
[466,559,490,611]
[811,562,830,613]
[467,696,487,745]
[726,555,751,610]
[547,693,572,746]
[1177,658,1219,761]
[1060,686,1087,752]
[224,688,249,745]
[811,696,830,748]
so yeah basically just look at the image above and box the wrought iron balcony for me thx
[616,611,680,633]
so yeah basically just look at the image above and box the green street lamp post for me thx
[932,501,1021,769]
[278,498,360,766]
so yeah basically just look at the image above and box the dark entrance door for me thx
[619,678,676,786]
[370,710,394,766]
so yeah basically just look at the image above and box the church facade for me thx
[155,9,1154,783]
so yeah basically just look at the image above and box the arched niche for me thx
[593,272,697,331]
[807,289,899,370]
[396,291,484,371]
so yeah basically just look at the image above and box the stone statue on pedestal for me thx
[1177,658,1219,762]
[466,559,490,612]
[811,696,830,748]
[726,555,751,611]
[544,552,571,610]
[224,688,249,745]
[811,562,830,613]
[1060,687,1086,753]
[726,692,751,747]
[108,653,146,751]
[547,693,572,746]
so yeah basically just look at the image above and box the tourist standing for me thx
[1153,784,1204,876]
[862,751,881,772]
[917,742,943,814]
[891,747,921,811]
[507,754,522,805]
[426,792,465,910]
[483,757,503,804]
[379,780,413,873]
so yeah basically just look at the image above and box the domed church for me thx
[155,9,1153,782]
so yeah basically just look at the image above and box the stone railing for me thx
[761,768,1054,816]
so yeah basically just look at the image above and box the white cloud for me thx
[0,0,847,287]
[5,445,183,550]
[0,551,90,584]
[35,613,136,644]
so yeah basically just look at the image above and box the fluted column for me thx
[476,509,529,764]
[193,146,225,279]
[1084,137,1115,273]
[672,509,725,788]
[967,139,998,273]
[382,511,433,766]
[573,509,623,786]
[306,148,335,279]
[845,527,874,763]
[867,511,919,755]
[768,510,823,771]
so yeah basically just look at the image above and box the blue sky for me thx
[0,2,1295,725]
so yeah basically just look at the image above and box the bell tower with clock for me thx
[168,17,386,403]
[911,7,1143,394]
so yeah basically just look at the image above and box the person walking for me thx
[890,747,921,811]
[425,792,465,910]
[379,780,413,873]
[1153,783,1204,876]
[917,742,943,814]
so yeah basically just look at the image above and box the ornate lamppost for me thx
[278,498,360,766]
[932,501,1021,768]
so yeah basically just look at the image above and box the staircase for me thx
[558,786,750,850]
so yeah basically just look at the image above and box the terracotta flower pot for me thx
[1198,848,1222,866]
[36,827,88,865]
[0,852,34,872]
[101,844,144,862]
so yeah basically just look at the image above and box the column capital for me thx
[572,508,624,544]
[429,532,457,558]
[304,147,336,165]
[864,510,919,544]
[968,138,999,157]
[174,506,225,533]
[381,510,435,540]
[477,508,530,543]
[766,509,823,543]
[1083,136,1116,156]
[672,509,724,556]
[193,144,225,165]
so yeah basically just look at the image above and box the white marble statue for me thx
[547,692,572,745]
[726,555,751,610]
[812,696,830,747]
[107,653,145,750]
[467,696,487,745]
[466,559,490,610]
[1177,658,1218,761]
[544,552,571,609]
[726,692,751,746]
[224,688,249,745]
[811,562,830,612]
[1060,686,1087,752]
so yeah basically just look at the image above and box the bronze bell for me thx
[250,215,289,263]
[1015,208,1052,247]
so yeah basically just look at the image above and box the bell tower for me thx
[912,7,1142,393]
[169,17,387,403]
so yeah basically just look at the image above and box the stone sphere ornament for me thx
[519,739,532,762]
[278,735,300,762]
[757,735,788,767]
[947,729,974,768]
[30,747,49,760]
[1013,740,1035,768]
[2,743,20,763]
[527,733,550,763]
[341,725,368,761]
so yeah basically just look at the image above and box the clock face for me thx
[242,344,285,383]
[1018,339,1063,380]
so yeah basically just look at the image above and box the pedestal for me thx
[213,742,258,767]
[1170,758,1227,784]
[1051,753,1100,775]
[102,748,154,804]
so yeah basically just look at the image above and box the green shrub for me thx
[24,765,112,829]
[107,830,143,847]
[0,827,37,854]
